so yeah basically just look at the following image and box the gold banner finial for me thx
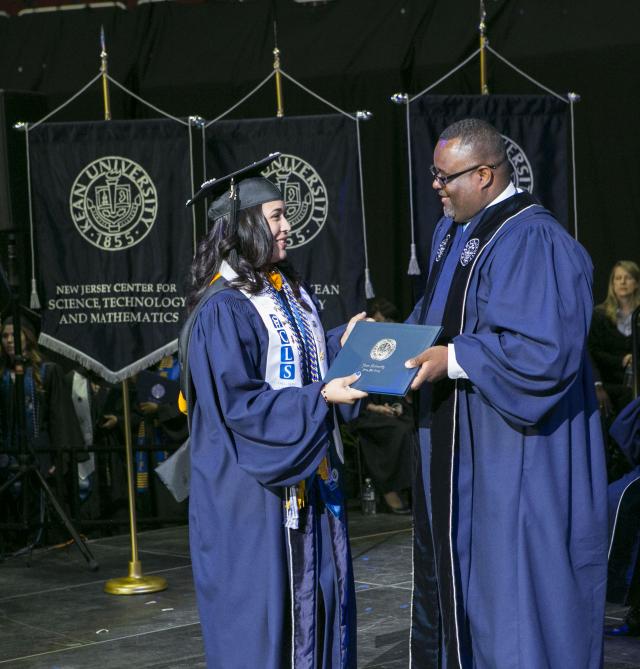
[479,1,489,95]
[273,21,284,118]
[100,26,112,120]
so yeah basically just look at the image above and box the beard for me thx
[442,200,455,219]
[438,189,455,219]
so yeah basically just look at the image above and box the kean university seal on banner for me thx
[262,153,328,249]
[502,135,534,193]
[70,156,158,252]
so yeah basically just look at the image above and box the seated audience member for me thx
[348,298,414,514]
[589,260,640,414]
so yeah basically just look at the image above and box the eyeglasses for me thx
[429,158,506,187]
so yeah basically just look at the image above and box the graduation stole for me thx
[215,262,341,528]
[136,354,178,491]
[0,365,45,450]
[261,272,343,528]
[426,191,537,666]
[157,355,180,382]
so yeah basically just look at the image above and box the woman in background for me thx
[589,260,640,416]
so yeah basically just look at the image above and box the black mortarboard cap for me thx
[186,153,283,223]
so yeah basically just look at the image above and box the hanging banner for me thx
[29,119,194,383]
[205,114,365,330]
[410,95,569,282]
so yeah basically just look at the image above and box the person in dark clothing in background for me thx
[134,353,188,520]
[0,316,84,545]
[589,260,640,414]
[349,298,414,514]
[589,260,640,482]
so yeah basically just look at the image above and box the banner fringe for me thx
[38,333,178,384]
[407,243,421,276]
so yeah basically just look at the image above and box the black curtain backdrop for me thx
[0,0,638,316]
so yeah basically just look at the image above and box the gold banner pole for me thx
[105,380,167,594]
[100,26,112,120]
[479,1,489,95]
[273,22,284,118]
[100,27,167,596]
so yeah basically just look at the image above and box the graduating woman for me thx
[184,156,366,669]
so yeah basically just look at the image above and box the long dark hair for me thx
[187,203,309,312]
[0,321,44,392]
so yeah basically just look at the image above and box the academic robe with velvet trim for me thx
[408,203,608,668]
[607,399,640,603]
[188,288,356,669]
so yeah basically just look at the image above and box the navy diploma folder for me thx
[323,321,443,395]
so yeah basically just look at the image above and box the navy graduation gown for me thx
[188,288,356,669]
[408,202,608,668]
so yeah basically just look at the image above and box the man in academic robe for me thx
[404,118,608,668]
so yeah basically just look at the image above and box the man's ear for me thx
[477,166,495,190]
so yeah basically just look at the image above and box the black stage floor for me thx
[0,512,639,668]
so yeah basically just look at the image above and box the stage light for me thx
[391,93,409,105]
[293,0,337,5]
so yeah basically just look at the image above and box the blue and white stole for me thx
[218,261,344,527]
[0,365,43,450]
